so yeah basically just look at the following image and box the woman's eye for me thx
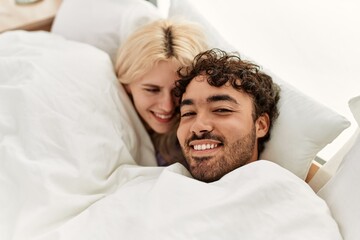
[144,88,160,93]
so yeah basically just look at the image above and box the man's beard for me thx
[185,126,256,182]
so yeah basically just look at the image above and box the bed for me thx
[0,0,359,239]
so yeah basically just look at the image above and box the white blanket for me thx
[38,161,342,240]
[0,31,342,240]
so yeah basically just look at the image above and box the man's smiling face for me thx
[177,75,268,182]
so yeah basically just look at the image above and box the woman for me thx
[115,19,208,166]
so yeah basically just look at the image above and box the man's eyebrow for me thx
[180,94,238,108]
[180,99,193,107]
[207,94,238,104]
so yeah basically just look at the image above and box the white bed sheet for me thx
[38,161,342,240]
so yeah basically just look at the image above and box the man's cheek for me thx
[177,126,186,147]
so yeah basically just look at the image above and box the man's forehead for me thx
[184,75,234,96]
[182,75,246,105]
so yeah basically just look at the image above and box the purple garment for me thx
[156,152,169,166]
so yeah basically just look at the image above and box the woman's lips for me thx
[152,111,174,123]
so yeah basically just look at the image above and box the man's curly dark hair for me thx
[174,48,280,155]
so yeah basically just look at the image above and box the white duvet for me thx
[37,161,342,240]
[0,31,342,240]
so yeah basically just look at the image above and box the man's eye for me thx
[181,111,195,118]
[214,108,232,113]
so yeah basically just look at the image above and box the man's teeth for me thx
[154,113,172,119]
[193,144,218,151]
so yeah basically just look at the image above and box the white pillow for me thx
[309,96,360,192]
[51,0,161,64]
[317,96,360,240]
[349,95,360,124]
[168,0,351,179]
[0,31,156,238]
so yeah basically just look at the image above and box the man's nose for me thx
[190,112,213,135]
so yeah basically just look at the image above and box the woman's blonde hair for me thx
[115,18,208,84]
[115,18,208,166]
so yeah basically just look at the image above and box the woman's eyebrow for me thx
[141,84,159,88]
[207,94,238,104]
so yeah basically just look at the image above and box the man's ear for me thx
[255,113,270,138]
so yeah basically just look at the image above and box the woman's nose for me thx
[158,92,176,112]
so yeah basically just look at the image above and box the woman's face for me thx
[126,60,179,134]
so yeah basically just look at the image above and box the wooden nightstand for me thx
[0,0,62,33]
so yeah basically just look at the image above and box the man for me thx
[175,48,280,182]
